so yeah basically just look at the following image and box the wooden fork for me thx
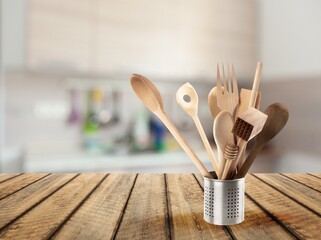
[216,63,239,118]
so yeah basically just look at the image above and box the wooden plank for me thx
[309,173,321,179]
[282,173,321,192]
[0,174,22,183]
[0,174,106,239]
[0,174,77,230]
[194,174,294,239]
[167,174,231,239]
[114,174,169,239]
[254,174,321,215]
[246,174,321,239]
[52,174,137,239]
[0,173,49,200]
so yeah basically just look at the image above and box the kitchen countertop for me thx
[0,173,320,239]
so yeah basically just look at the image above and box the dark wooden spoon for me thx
[235,103,289,179]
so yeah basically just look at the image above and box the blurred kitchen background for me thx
[1,0,321,173]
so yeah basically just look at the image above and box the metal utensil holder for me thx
[204,172,245,225]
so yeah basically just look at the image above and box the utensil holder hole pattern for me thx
[204,173,244,225]
[227,188,240,218]
[204,185,215,218]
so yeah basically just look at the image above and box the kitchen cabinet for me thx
[27,0,93,72]
[26,0,258,80]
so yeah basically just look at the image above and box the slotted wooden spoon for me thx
[176,83,219,174]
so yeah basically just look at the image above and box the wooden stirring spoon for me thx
[176,83,219,175]
[213,111,234,179]
[235,103,289,179]
[130,74,212,178]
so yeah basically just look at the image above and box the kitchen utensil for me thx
[216,63,239,118]
[130,74,212,178]
[235,103,289,179]
[208,87,221,119]
[235,88,261,171]
[235,62,262,170]
[236,88,261,117]
[248,62,263,108]
[213,111,234,179]
[222,107,268,179]
[204,172,245,225]
[176,83,219,174]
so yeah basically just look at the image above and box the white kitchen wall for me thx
[258,0,321,79]
[0,0,26,147]
[1,0,26,68]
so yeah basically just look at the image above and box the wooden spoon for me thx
[213,111,234,179]
[176,83,219,174]
[130,74,212,178]
[234,103,289,179]
[208,87,221,119]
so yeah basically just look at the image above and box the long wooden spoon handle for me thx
[194,116,219,175]
[158,112,212,179]
[217,149,225,180]
[235,145,262,179]
[225,140,246,179]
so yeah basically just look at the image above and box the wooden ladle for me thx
[235,103,289,179]
[213,111,234,179]
[130,74,212,178]
[176,83,219,174]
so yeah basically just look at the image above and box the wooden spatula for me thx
[236,88,261,117]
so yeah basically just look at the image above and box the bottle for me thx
[131,108,150,151]
[83,88,105,152]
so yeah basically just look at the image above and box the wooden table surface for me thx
[0,173,320,239]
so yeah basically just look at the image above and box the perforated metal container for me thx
[204,173,245,225]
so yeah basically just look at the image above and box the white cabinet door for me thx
[27,0,258,80]
[95,0,176,77]
[95,0,258,80]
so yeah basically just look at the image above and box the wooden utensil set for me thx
[130,62,289,180]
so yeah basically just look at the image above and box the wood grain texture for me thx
[310,173,321,178]
[0,174,105,239]
[282,174,321,192]
[194,174,294,239]
[167,174,231,239]
[115,174,169,239]
[0,174,22,183]
[0,174,77,230]
[0,173,49,200]
[246,174,321,239]
[0,173,320,239]
[254,173,321,215]
[53,174,137,239]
